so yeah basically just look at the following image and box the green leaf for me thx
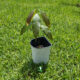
[41,12,50,28]
[45,30,53,40]
[26,9,37,26]
[32,14,41,23]
[40,25,48,30]
[20,25,27,35]
[40,25,53,40]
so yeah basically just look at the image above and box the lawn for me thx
[0,0,80,80]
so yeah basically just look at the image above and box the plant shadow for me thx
[20,59,48,79]
[62,2,80,7]
[62,2,75,7]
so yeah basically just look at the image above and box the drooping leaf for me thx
[40,25,48,30]
[26,9,37,26]
[41,12,50,28]
[45,30,53,40]
[32,22,40,38]
[20,25,27,35]
[40,25,53,40]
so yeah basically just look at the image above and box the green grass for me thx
[0,0,80,80]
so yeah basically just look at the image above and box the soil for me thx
[36,45,44,48]
[31,37,51,48]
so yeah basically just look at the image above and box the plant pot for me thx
[30,37,51,64]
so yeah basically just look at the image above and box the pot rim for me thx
[30,37,52,49]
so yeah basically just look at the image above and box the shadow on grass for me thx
[62,2,80,7]
[20,59,48,79]
[62,2,75,6]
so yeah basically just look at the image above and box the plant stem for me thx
[35,38,37,43]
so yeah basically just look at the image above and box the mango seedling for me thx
[20,9,53,64]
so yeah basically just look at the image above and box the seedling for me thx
[20,9,53,42]
[20,9,52,64]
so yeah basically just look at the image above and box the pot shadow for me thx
[20,59,48,79]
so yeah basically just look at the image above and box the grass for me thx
[0,0,80,80]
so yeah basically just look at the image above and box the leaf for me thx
[20,25,27,35]
[40,25,48,30]
[26,9,37,26]
[40,25,53,40]
[32,14,41,23]
[32,22,40,38]
[45,30,53,40]
[41,12,50,28]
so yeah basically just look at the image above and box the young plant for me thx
[20,9,53,40]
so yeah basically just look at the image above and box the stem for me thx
[35,38,37,43]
